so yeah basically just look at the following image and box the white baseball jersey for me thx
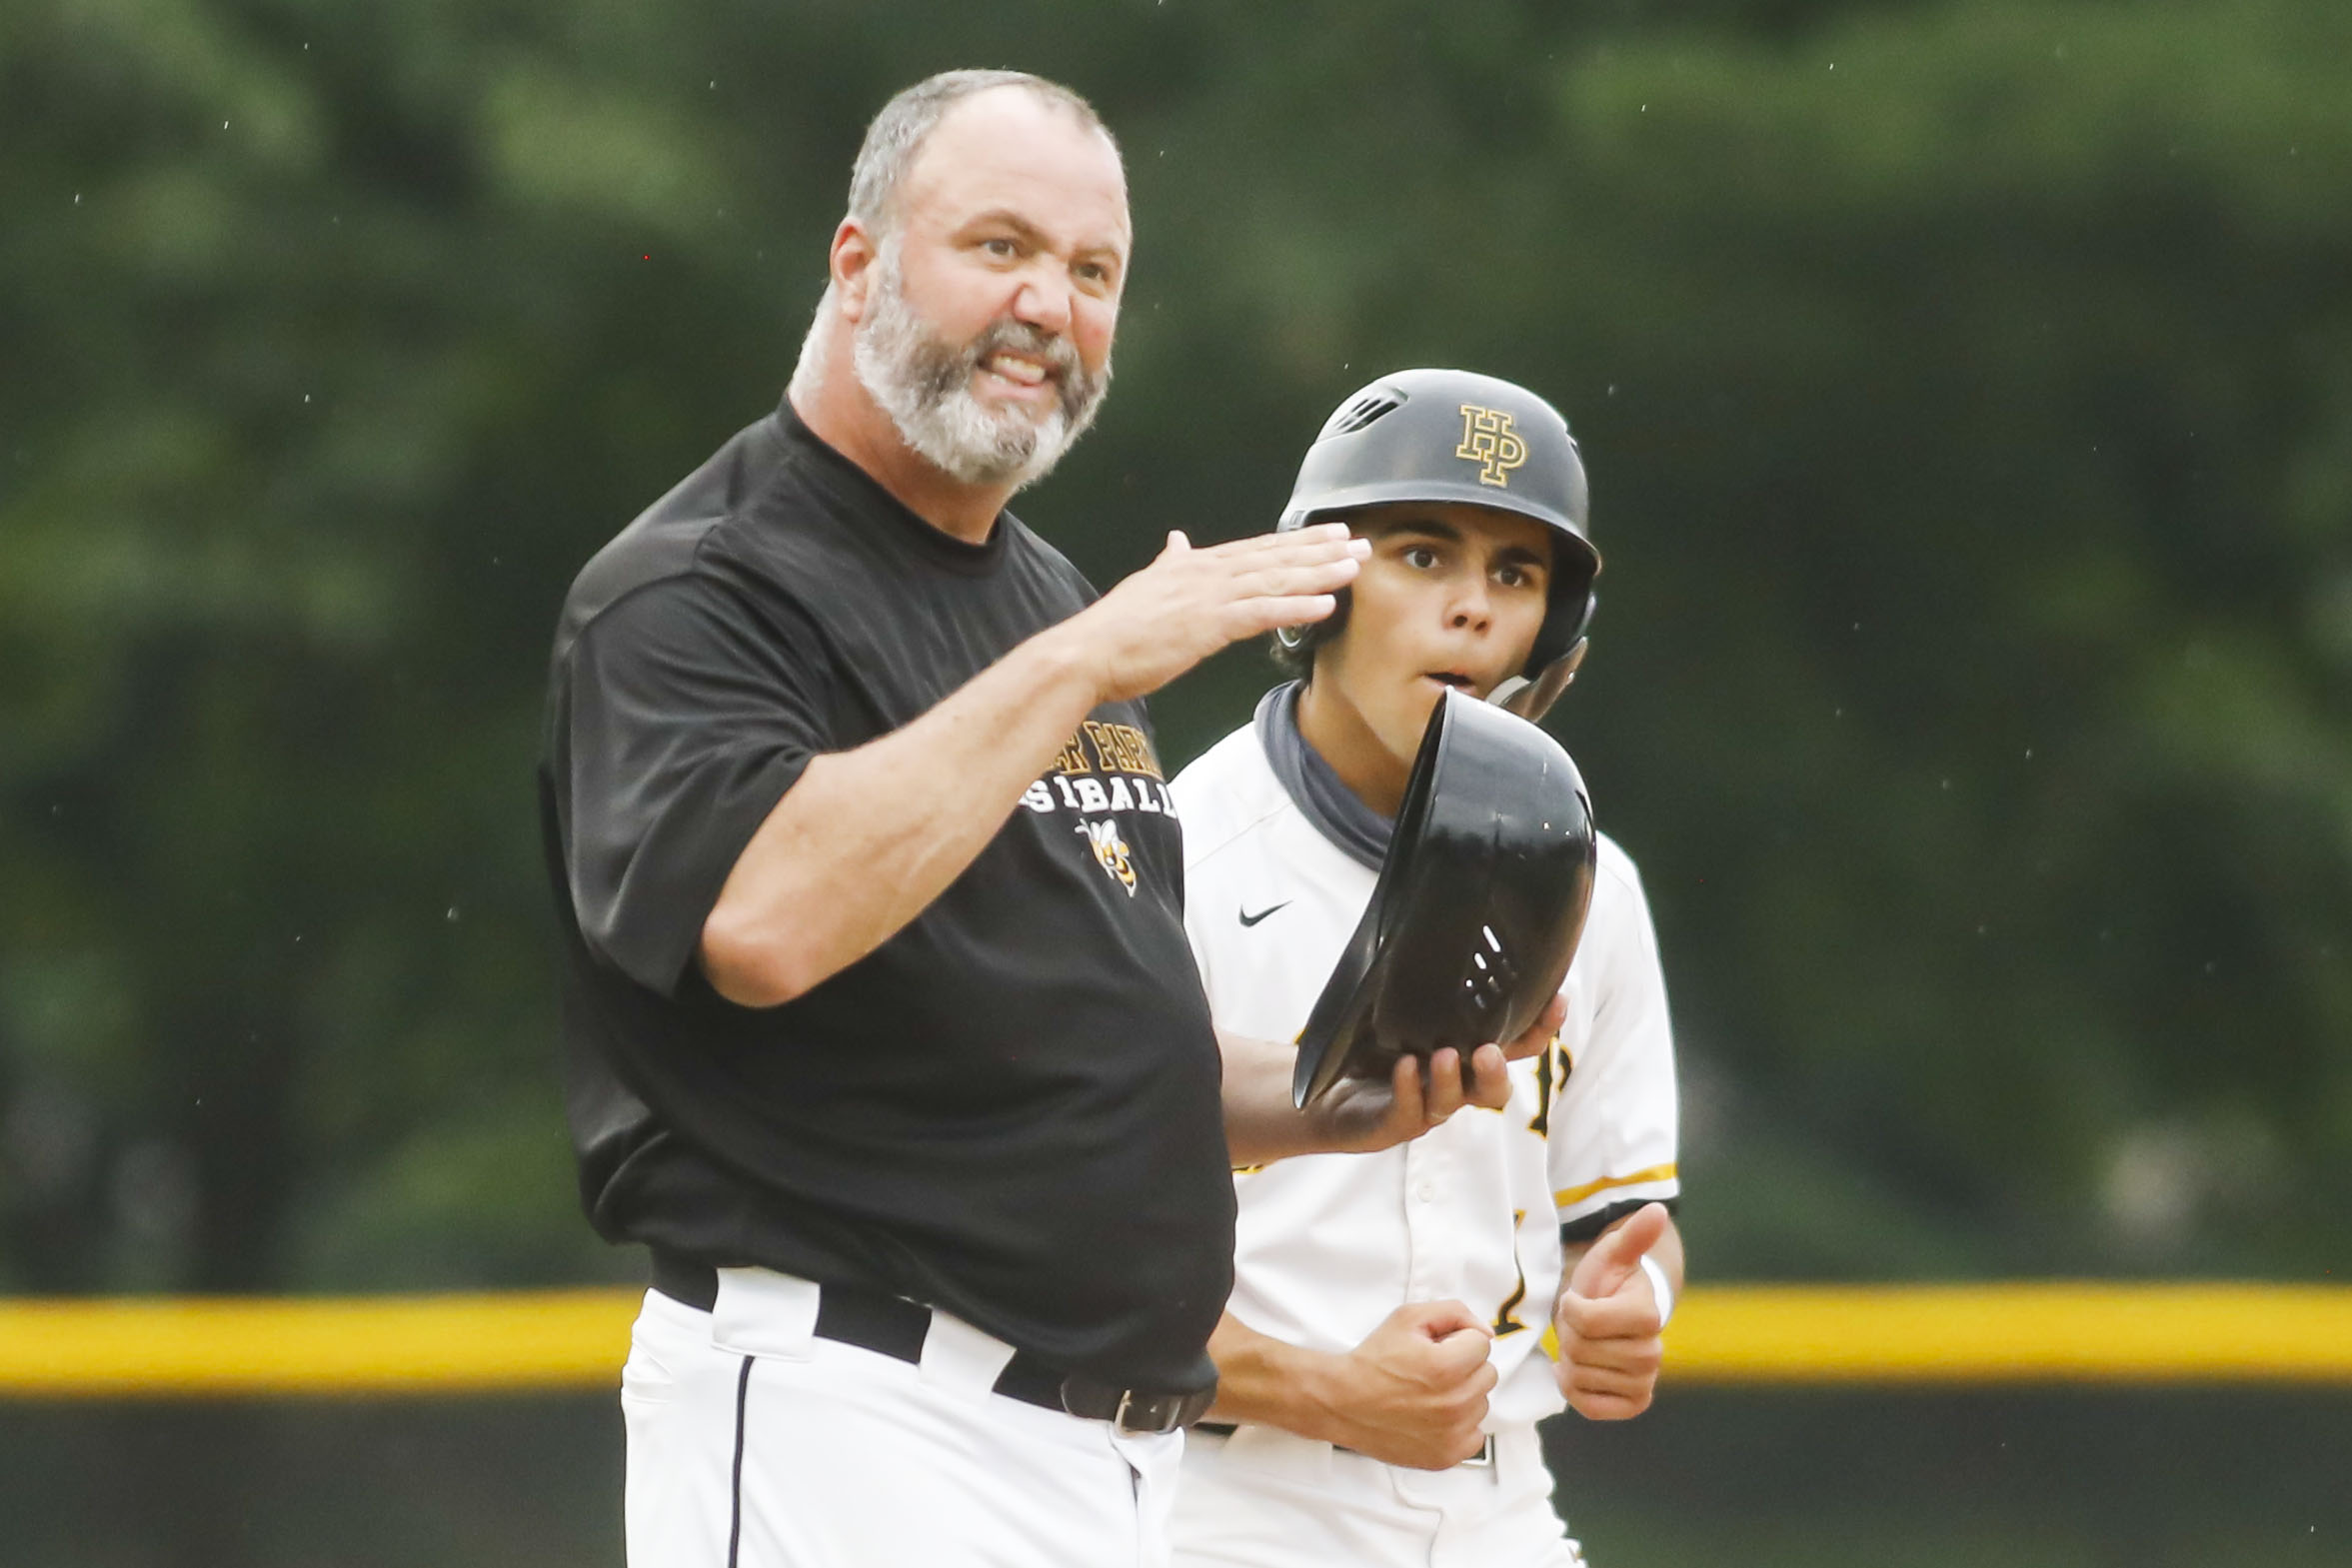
[1171,718,1680,1430]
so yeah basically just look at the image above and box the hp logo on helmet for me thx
[1454,404,1528,488]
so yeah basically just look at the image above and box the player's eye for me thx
[982,236,1020,259]
[1401,545,1441,571]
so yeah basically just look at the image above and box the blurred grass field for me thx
[4,1386,2345,1568]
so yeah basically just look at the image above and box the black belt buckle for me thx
[1111,1386,1197,1435]
[1063,1376,1216,1434]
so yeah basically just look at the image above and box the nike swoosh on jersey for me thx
[1238,901,1292,927]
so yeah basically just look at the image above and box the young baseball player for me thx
[1167,369,1684,1567]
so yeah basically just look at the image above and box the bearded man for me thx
[538,71,1561,1568]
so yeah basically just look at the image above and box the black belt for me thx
[650,1253,1215,1436]
[1191,1420,1496,1468]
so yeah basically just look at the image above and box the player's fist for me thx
[1316,1299,1497,1470]
[1553,1202,1672,1421]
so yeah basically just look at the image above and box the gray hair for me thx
[847,69,1113,235]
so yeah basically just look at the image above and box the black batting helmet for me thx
[1292,689,1598,1106]
[1274,368,1601,701]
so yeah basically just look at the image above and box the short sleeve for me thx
[552,575,835,996]
[1549,853,1682,1241]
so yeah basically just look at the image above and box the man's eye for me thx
[1496,566,1527,589]
[983,237,1018,258]
[1402,546,1439,570]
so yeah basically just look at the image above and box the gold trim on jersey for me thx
[1527,1030,1564,1135]
[1553,1162,1679,1211]
[1492,1208,1531,1337]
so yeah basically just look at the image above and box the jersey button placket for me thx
[1401,1138,1438,1299]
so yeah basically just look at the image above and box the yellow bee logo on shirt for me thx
[1077,818,1139,896]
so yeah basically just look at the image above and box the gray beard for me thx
[852,255,1111,491]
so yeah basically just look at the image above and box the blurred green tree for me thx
[1,0,2346,1327]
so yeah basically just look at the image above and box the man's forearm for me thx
[699,625,1100,1006]
[697,526,1369,1008]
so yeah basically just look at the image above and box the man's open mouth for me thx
[982,351,1054,388]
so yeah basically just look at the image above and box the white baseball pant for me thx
[621,1272,1183,1567]
[1169,1423,1588,1568]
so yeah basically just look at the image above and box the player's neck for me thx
[1294,675,1411,819]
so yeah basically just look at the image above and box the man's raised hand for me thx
[1067,525,1367,705]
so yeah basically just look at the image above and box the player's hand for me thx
[1312,1300,1497,1469]
[1553,1201,1671,1420]
[1499,993,1567,1065]
[1063,525,1367,705]
[1311,994,1567,1154]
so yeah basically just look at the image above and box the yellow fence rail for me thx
[3,1283,2349,1398]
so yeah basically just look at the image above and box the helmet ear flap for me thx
[1272,504,1320,655]
[1492,638,1586,724]
[1272,587,1352,665]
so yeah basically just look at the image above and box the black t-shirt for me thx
[540,403,1232,1391]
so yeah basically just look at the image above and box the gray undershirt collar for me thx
[1253,682,1393,872]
